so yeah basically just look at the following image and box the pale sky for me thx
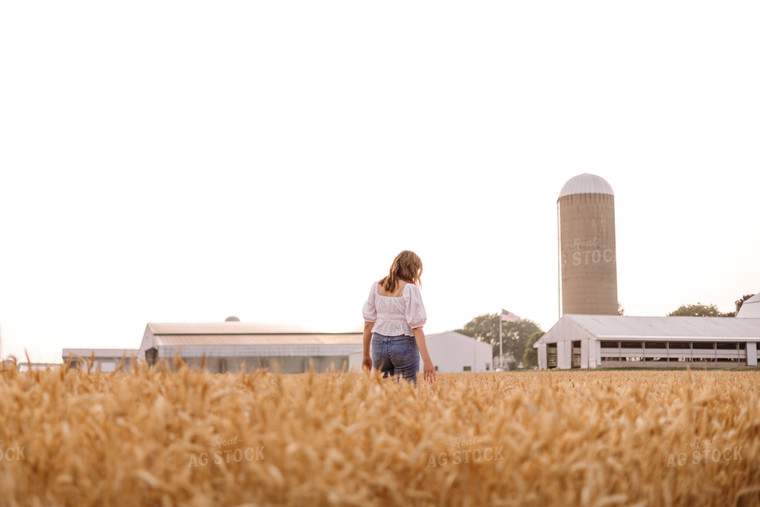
[1,1,759,363]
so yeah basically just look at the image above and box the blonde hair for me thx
[379,250,423,293]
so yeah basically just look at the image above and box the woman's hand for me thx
[362,322,374,373]
[413,327,436,383]
[423,358,436,383]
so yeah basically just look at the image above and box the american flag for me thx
[500,309,521,322]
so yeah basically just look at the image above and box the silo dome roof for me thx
[558,173,614,199]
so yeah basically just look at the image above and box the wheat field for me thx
[1,362,759,506]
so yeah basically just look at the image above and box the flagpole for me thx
[499,311,503,369]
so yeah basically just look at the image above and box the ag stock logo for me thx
[667,437,743,468]
[187,435,264,468]
[427,436,504,467]
[0,440,25,463]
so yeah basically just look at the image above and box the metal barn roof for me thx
[152,334,364,347]
[145,322,315,335]
[558,173,614,199]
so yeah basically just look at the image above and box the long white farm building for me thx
[535,315,760,369]
[138,322,363,373]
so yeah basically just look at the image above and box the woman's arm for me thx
[413,327,436,382]
[362,321,374,372]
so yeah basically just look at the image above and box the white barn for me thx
[138,322,363,373]
[62,348,139,371]
[348,331,493,373]
[535,315,760,369]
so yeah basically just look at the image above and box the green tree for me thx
[668,303,722,317]
[455,314,499,346]
[457,313,542,366]
[522,331,545,368]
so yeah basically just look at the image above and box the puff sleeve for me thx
[362,282,377,322]
[404,284,427,329]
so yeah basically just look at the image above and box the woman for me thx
[361,250,436,385]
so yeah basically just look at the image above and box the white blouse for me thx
[362,281,427,337]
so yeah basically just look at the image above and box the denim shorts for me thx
[372,333,419,385]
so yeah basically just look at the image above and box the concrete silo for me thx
[558,173,618,315]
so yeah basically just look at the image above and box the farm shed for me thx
[534,315,760,369]
[62,348,139,371]
[138,322,363,373]
[347,331,493,373]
